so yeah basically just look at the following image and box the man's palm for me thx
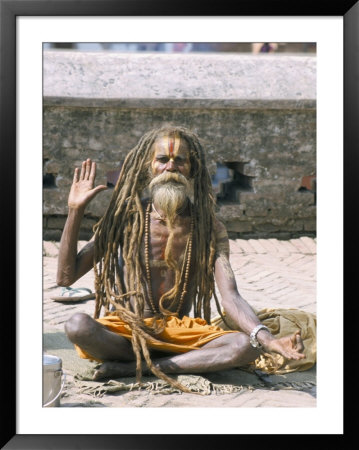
[68,159,107,209]
[266,331,305,361]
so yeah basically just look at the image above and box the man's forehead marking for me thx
[173,134,181,155]
[155,133,184,157]
[168,134,174,157]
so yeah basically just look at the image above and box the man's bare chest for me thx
[147,218,192,264]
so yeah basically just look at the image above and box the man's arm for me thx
[213,221,305,360]
[56,159,107,286]
[214,252,275,346]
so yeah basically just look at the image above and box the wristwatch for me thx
[249,324,270,349]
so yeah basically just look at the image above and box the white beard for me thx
[149,172,191,224]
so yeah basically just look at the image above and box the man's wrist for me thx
[68,205,85,215]
[256,328,275,347]
[249,324,271,348]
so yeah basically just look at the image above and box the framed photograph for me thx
[1,0,356,447]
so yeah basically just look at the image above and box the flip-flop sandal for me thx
[51,287,95,302]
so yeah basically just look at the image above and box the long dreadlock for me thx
[92,125,228,392]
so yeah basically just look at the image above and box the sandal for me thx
[51,287,95,302]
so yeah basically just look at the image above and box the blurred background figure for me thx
[43,42,316,54]
[252,43,279,53]
[161,43,194,52]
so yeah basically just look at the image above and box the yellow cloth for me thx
[75,314,237,362]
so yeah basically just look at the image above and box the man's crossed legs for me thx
[65,312,261,380]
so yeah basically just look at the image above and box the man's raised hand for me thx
[68,158,108,210]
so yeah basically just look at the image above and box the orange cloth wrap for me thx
[75,314,237,362]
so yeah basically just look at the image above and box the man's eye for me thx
[157,157,168,163]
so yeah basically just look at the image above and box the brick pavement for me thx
[227,237,316,315]
[43,237,316,407]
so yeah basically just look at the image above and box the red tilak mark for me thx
[168,136,174,157]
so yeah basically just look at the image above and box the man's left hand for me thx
[264,331,305,360]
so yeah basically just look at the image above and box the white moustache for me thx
[148,172,189,190]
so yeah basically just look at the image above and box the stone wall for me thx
[43,50,316,240]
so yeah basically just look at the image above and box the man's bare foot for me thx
[93,361,136,380]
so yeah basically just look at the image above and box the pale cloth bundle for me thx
[211,307,317,374]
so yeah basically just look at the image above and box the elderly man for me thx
[57,126,305,391]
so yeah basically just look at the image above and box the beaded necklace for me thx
[144,201,194,315]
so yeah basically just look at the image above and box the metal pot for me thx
[43,354,65,407]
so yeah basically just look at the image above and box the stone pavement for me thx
[43,237,316,408]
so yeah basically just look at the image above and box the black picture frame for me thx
[1,0,356,448]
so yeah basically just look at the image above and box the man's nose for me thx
[165,159,177,172]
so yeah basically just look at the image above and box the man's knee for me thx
[64,312,97,344]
